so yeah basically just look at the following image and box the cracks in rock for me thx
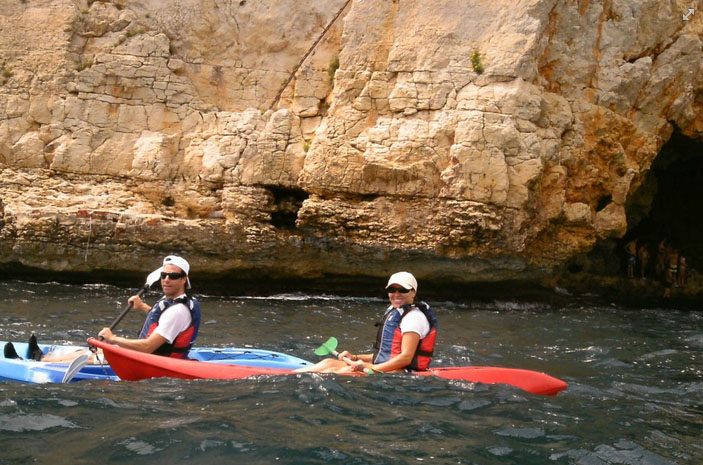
[225,0,242,39]
[624,6,691,65]
[535,2,561,91]
[624,45,662,65]
[628,32,692,122]
[587,0,615,92]
[267,0,352,111]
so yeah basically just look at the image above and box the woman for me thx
[297,271,437,374]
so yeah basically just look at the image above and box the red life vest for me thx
[373,302,438,371]
[138,295,201,359]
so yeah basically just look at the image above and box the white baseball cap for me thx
[386,271,417,291]
[159,255,191,288]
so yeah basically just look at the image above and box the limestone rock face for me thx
[0,0,700,283]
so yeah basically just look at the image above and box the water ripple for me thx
[0,413,78,432]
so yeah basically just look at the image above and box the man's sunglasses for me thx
[386,287,411,294]
[160,271,186,280]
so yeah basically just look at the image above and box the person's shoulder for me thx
[167,296,192,314]
[164,303,192,325]
[414,302,438,327]
[406,306,430,322]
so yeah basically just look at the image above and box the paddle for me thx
[60,353,91,383]
[314,337,378,375]
[104,268,163,334]
[61,269,162,383]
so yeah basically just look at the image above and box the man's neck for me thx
[164,291,186,300]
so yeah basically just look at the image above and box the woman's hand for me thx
[350,360,369,372]
[338,350,357,361]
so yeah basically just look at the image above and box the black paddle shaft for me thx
[104,283,150,335]
[67,277,156,383]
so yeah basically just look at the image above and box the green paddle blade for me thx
[314,337,338,356]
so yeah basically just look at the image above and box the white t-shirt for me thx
[154,298,192,343]
[398,307,430,339]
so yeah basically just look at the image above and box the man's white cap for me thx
[386,271,417,291]
[159,255,191,289]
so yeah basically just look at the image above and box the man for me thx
[296,271,438,374]
[5,255,201,362]
[99,255,201,358]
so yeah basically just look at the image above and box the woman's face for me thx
[386,285,415,308]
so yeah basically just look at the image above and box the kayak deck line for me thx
[88,338,568,396]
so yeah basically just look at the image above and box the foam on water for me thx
[0,412,77,432]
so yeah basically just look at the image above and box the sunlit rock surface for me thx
[0,0,700,284]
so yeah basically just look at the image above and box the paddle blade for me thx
[314,337,338,356]
[61,353,91,383]
[145,268,162,288]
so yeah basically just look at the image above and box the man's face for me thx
[160,264,187,298]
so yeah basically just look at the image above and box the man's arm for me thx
[98,328,168,353]
[98,304,191,353]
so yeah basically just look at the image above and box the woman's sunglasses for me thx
[386,287,411,294]
[160,271,186,280]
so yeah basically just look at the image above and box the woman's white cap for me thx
[386,271,417,291]
[159,255,191,288]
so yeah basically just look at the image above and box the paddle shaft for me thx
[330,348,351,363]
[63,274,158,383]
[106,284,149,332]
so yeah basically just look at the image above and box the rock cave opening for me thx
[624,130,703,273]
[269,186,309,230]
[582,129,703,280]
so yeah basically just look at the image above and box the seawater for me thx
[0,280,701,465]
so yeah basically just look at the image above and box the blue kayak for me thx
[0,341,312,383]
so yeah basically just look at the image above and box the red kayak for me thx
[88,338,567,396]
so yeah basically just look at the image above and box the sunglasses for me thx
[160,271,186,280]
[386,287,411,294]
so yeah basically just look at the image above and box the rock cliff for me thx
[0,0,701,287]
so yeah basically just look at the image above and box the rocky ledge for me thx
[0,1,701,293]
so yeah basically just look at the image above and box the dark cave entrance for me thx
[619,130,702,276]
[572,129,703,278]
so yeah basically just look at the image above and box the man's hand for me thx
[98,327,115,343]
[128,295,150,313]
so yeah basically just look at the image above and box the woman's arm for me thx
[356,332,420,373]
